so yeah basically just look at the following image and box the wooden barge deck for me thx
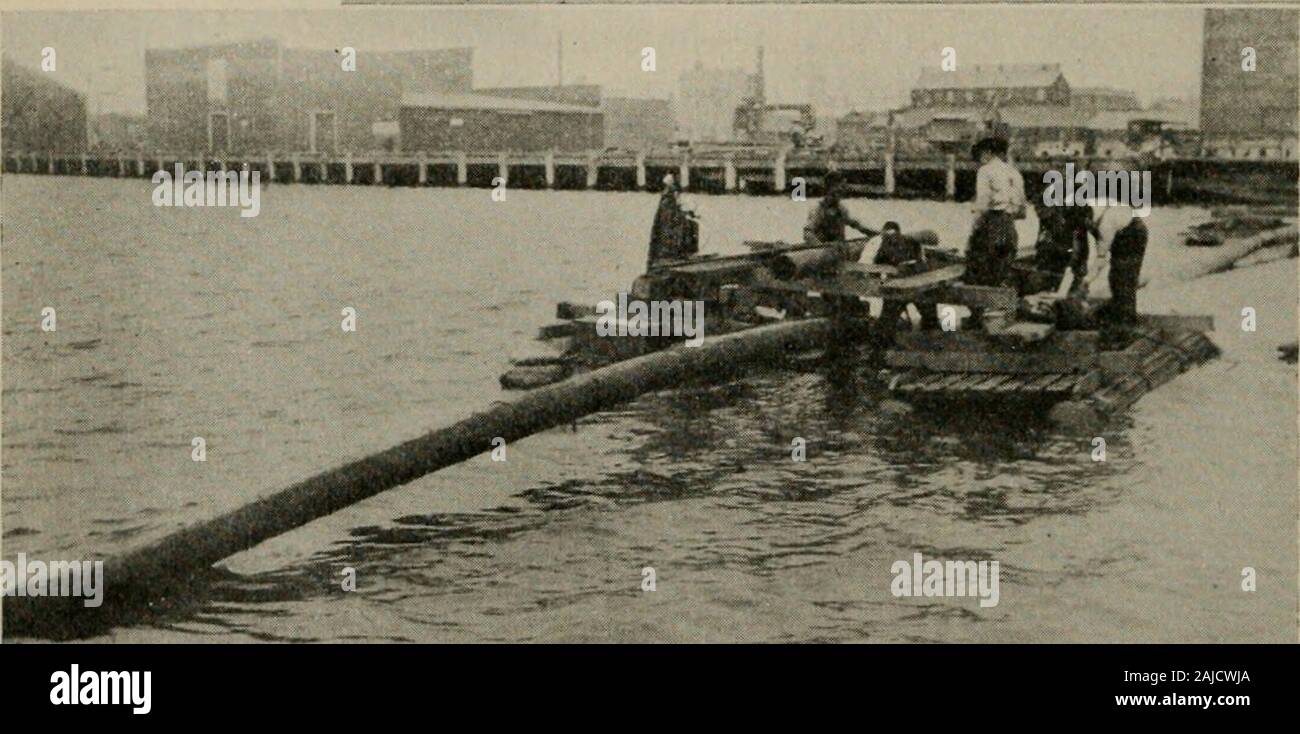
[503,238,1220,430]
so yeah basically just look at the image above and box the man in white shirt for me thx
[1083,200,1147,329]
[965,136,1026,289]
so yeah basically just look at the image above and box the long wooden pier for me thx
[4,148,1296,204]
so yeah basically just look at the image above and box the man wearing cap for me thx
[965,137,1026,289]
[803,170,878,262]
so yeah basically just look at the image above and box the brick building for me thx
[144,39,472,153]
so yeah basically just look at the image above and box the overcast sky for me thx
[1,6,1203,115]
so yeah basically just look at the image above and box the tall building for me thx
[2,57,88,152]
[144,39,472,153]
[1200,7,1299,159]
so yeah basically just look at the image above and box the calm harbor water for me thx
[2,175,1295,642]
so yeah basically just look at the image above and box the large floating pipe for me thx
[4,317,839,636]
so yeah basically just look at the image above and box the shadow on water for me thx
[6,362,1134,641]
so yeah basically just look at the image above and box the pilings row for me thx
[4,149,983,199]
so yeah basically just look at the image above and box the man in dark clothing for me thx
[646,174,698,269]
[804,171,877,263]
[1091,214,1148,327]
[875,221,941,336]
[873,221,925,271]
[1032,200,1090,294]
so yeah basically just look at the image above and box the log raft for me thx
[882,316,1219,432]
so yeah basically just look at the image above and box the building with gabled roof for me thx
[912,63,1069,107]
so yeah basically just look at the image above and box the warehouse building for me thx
[2,57,87,152]
[479,84,674,151]
[911,64,1070,108]
[144,38,472,153]
[398,93,604,152]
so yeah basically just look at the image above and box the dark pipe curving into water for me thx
[3,317,841,638]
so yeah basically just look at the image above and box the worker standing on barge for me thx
[1032,197,1090,295]
[646,174,698,269]
[965,137,1026,288]
[1084,198,1148,336]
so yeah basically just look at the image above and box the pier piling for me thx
[885,151,896,197]
[945,154,956,200]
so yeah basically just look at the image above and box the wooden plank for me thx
[537,321,577,339]
[972,374,1011,392]
[897,374,936,393]
[556,301,595,320]
[918,284,1018,311]
[892,331,993,353]
[799,273,882,299]
[936,374,966,390]
[1139,313,1215,333]
[913,374,946,392]
[987,322,1055,346]
[884,349,1089,374]
[1029,373,1064,390]
[925,374,958,392]
[843,262,898,277]
[952,374,989,391]
[1096,351,1141,380]
[880,264,966,296]
[993,375,1026,393]
[892,329,1100,357]
[1051,331,1101,355]
[1038,374,1075,393]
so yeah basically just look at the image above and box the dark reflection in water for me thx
[87,364,1131,643]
